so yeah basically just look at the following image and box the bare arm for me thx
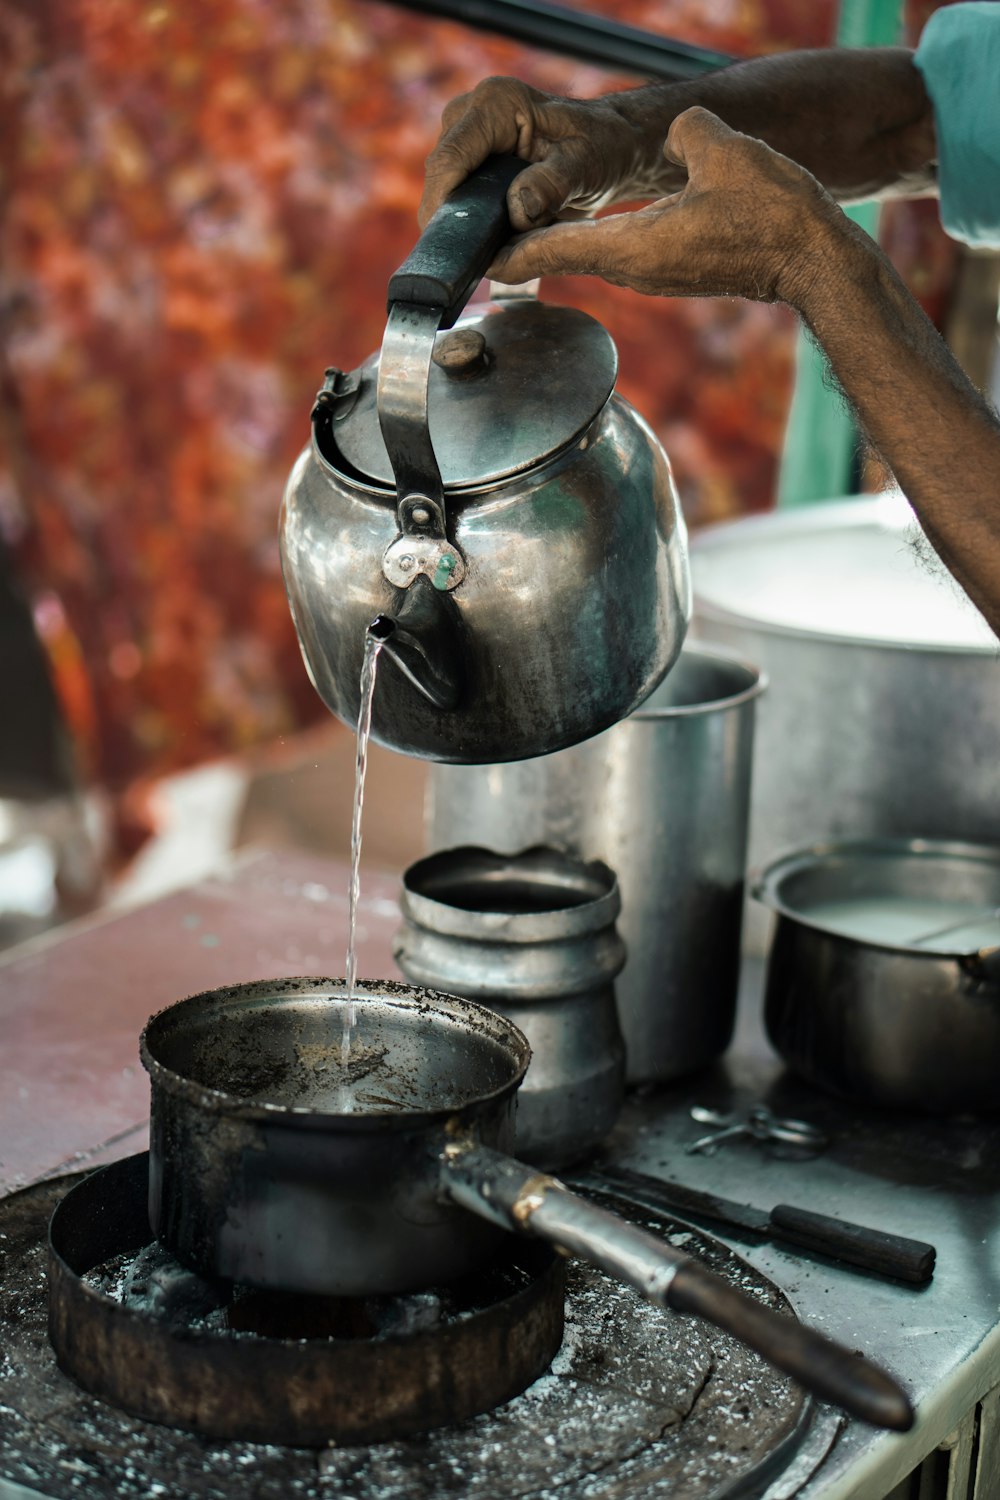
[610,49,936,202]
[485,109,999,637]
[795,221,1000,634]
[421,51,936,230]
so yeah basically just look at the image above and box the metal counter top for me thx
[607,978,1000,1499]
[2,846,998,1499]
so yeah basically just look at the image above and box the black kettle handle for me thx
[387,154,526,329]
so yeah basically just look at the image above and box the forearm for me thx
[788,217,1000,634]
[609,49,936,203]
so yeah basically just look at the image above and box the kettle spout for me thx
[371,575,463,713]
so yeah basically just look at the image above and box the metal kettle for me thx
[280,157,690,763]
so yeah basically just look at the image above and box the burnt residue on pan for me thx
[141,976,529,1121]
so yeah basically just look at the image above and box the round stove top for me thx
[1,1159,811,1500]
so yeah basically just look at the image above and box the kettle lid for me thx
[332,299,618,491]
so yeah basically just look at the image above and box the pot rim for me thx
[140,976,532,1130]
[399,844,621,941]
[751,836,1000,959]
[631,642,766,720]
[691,495,997,657]
[693,595,994,657]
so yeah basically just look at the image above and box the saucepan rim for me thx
[690,494,998,656]
[752,836,1000,959]
[140,975,532,1130]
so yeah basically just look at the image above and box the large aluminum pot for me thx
[426,645,764,1083]
[691,493,1000,953]
[755,839,1000,1111]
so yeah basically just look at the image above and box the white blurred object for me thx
[0,792,105,948]
[109,761,248,909]
[693,491,995,649]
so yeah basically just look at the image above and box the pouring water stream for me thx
[341,624,386,1068]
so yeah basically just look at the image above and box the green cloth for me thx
[915,1,1000,248]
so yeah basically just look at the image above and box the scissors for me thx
[686,1103,829,1156]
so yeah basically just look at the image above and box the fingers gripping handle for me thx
[388,155,525,328]
[442,1146,914,1433]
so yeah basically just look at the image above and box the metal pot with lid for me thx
[280,157,690,762]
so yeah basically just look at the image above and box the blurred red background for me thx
[0,0,959,858]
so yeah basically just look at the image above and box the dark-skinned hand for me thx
[419,76,666,231]
[484,107,841,308]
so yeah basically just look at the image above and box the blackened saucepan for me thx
[140,976,913,1432]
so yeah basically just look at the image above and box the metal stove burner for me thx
[48,1154,564,1446]
[0,1158,813,1500]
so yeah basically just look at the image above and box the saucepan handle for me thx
[442,1145,914,1433]
[388,155,525,329]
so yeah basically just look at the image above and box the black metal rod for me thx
[386,0,734,81]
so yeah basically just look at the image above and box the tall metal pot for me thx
[426,645,764,1083]
[691,494,1000,953]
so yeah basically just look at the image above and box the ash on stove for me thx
[85,1238,540,1340]
[87,1241,228,1326]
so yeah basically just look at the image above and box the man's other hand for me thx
[486,107,840,305]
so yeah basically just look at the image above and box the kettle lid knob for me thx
[432,328,489,376]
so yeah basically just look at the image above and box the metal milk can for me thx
[393,845,626,1169]
[279,157,690,764]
